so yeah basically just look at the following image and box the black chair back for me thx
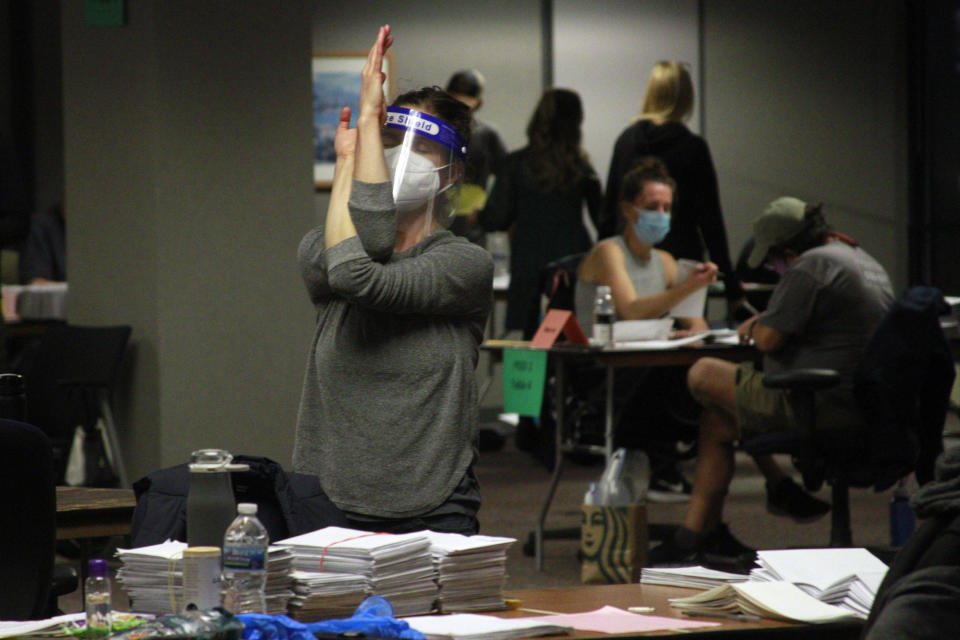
[854,286,955,490]
[15,324,132,483]
[0,419,55,620]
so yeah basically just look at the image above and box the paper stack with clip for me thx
[115,540,188,614]
[423,531,516,613]
[277,526,438,617]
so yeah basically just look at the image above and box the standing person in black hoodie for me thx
[600,61,744,313]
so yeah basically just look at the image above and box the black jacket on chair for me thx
[131,455,349,547]
[854,286,954,490]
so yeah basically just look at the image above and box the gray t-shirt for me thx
[575,235,665,334]
[293,180,494,518]
[760,241,894,387]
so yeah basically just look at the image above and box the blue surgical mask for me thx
[631,208,671,245]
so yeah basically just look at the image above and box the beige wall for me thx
[62,1,315,480]
[702,1,908,290]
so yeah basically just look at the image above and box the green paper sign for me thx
[84,0,126,27]
[502,348,547,418]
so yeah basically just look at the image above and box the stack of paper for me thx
[641,565,750,590]
[286,570,370,620]
[115,541,295,615]
[423,531,516,612]
[750,548,888,617]
[277,526,438,617]
[669,581,860,624]
[403,613,572,640]
[265,546,296,615]
[115,540,188,614]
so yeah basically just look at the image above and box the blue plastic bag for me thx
[237,597,424,640]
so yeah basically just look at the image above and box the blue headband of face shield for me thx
[384,106,467,160]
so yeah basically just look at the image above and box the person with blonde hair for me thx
[599,61,744,313]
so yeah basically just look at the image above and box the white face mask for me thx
[384,147,447,212]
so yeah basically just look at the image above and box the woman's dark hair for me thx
[619,156,676,204]
[771,203,832,257]
[392,86,471,148]
[525,88,587,192]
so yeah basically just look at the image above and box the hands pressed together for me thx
[333,25,393,161]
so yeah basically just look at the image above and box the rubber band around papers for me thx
[317,531,388,572]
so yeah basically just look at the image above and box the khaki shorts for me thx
[734,363,862,438]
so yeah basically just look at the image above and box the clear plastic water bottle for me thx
[221,502,269,614]
[593,285,615,347]
[85,559,112,638]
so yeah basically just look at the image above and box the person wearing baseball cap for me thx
[648,196,895,568]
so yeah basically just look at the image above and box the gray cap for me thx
[747,197,809,268]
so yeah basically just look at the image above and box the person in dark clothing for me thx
[863,447,960,640]
[599,61,744,311]
[445,69,507,246]
[476,88,602,336]
[19,202,65,284]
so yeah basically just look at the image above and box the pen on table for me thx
[681,610,761,622]
[627,606,655,614]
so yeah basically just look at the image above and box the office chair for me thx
[740,286,955,547]
[16,324,132,487]
[0,419,59,619]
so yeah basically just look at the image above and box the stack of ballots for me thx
[115,541,294,615]
[749,548,888,617]
[423,531,515,613]
[278,527,438,618]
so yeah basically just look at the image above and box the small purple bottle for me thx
[85,559,111,638]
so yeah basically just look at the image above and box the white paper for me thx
[669,259,708,319]
[404,613,572,640]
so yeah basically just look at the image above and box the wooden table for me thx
[56,486,136,540]
[56,486,136,585]
[499,583,862,639]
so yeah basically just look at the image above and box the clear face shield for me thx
[382,106,466,246]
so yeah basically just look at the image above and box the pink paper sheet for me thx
[527,605,719,634]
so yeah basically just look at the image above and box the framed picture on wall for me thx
[312,51,394,189]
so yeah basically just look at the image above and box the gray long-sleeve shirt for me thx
[293,180,494,518]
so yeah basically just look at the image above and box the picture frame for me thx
[312,51,394,189]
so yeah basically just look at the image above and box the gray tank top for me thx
[575,235,666,334]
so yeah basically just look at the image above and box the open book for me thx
[669,581,860,624]
[750,548,887,617]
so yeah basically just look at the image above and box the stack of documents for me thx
[641,565,750,590]
[423,531,516,612]
[403,613,573,640]
[286,570,370,620]
[277,527,438,617]
[115,540,189,614]
[115,541,294,615]
[669,581,860,624]
[750,548,888,617]
[265,546,295,615]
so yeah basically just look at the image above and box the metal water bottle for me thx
[0,373,26,421]
[889,479,915,547]
[186,449,249,547]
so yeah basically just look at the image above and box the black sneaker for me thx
[647,467,693,503]
[701,523,756,572]
[766,478,831,523]
[647,527,702,567]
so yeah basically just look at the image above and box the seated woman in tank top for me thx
[572,157,716,502]
[575,157,716,336]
